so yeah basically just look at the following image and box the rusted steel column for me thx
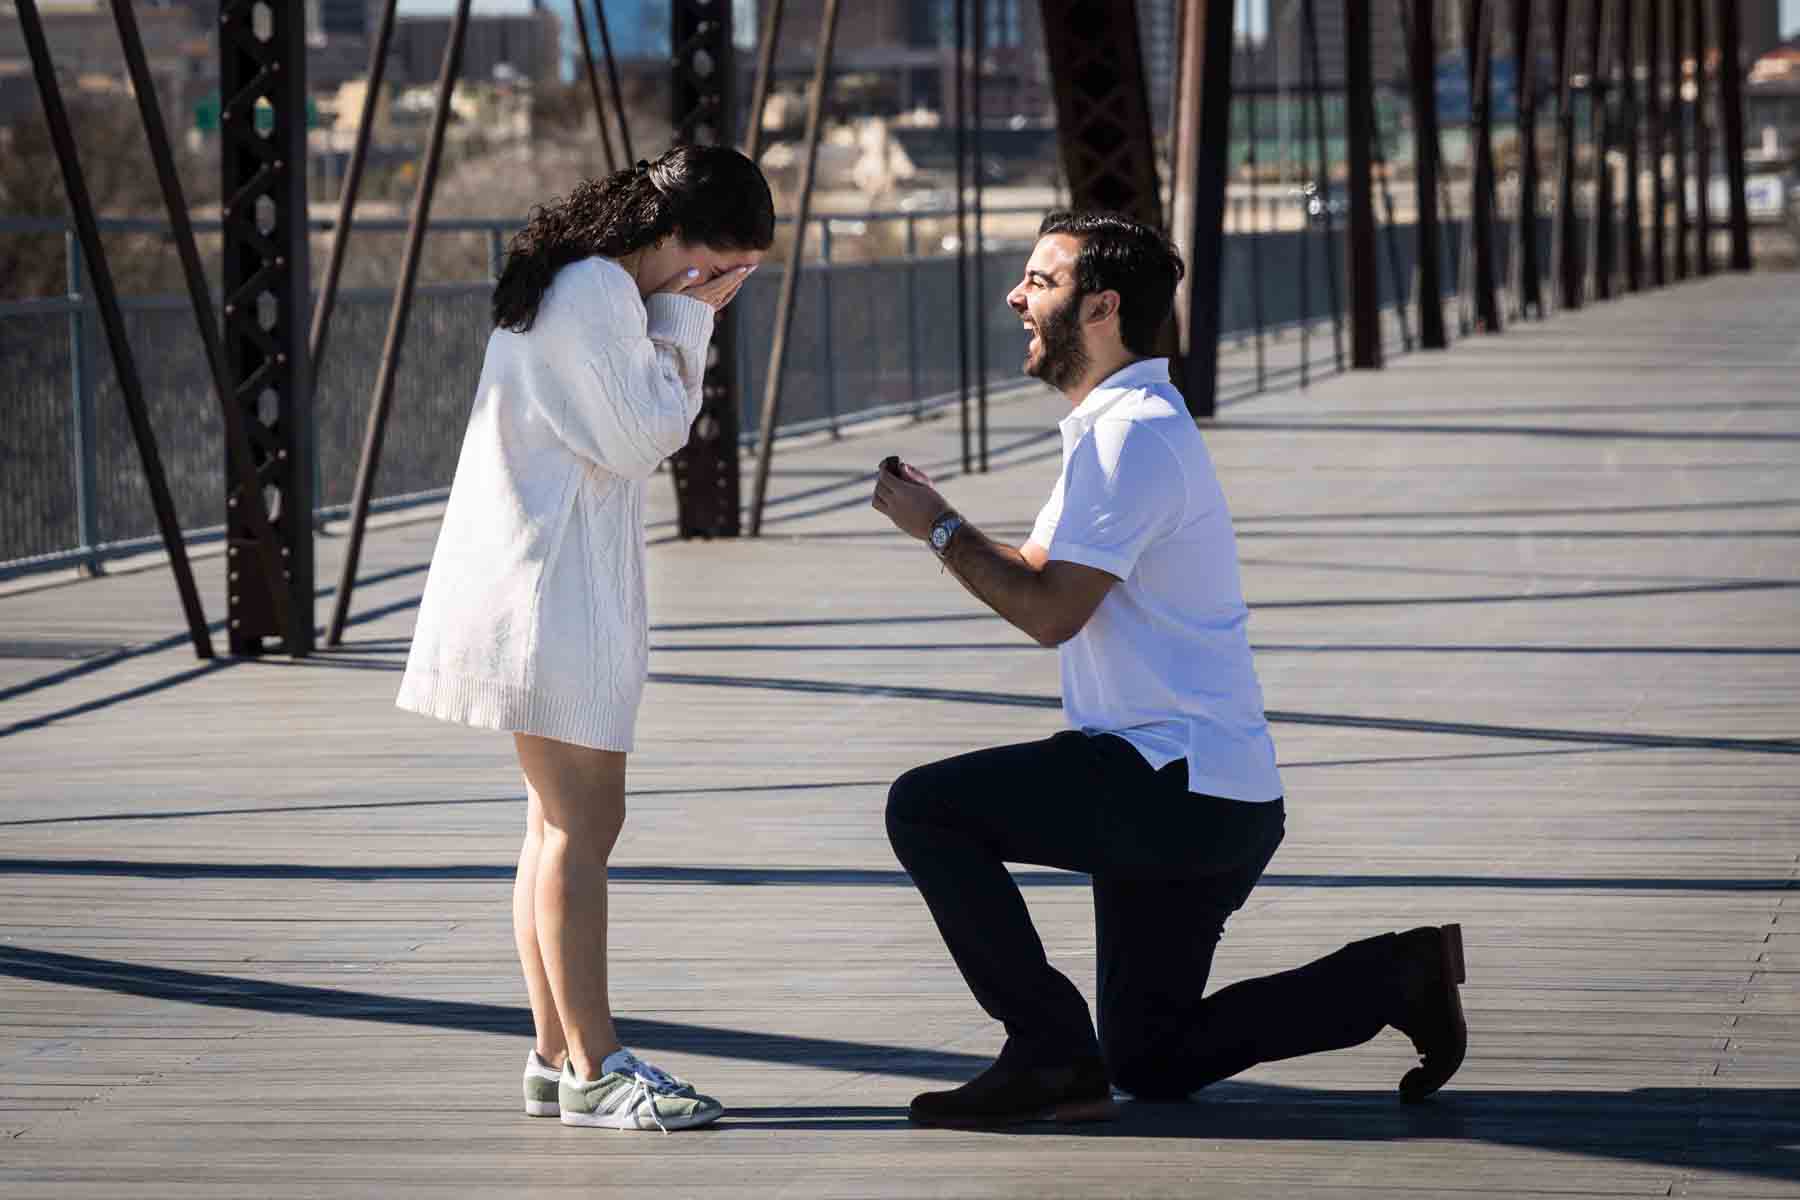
[1516,0,1544,316]
[1716,0,1751,270]
[1691,0,1712,274]
[1346,0,1381,365]
[1621,0,1643,291]
[1671,0,1690,278]
[1467,0,1502,329]
[1407,0,1448,347]
[1648,0,1667,285]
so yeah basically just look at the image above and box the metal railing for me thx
[2,202,1445,579]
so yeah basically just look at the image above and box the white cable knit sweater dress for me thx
[395,256,714,751]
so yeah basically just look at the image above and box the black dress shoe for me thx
[1390,923,1468,1103]
[909,1057,1118,1129]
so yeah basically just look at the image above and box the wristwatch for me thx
[928,511,965,560]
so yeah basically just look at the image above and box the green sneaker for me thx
[523,1050,563,1117]
[558,1049,724,1132]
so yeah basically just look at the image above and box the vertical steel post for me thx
[954,0,971,472]
[973,0,988,471]
[220,0,314,655]
[569,0,619,172]
[66,232,100,572]
[1554,0,1584,306]
[1408,0,1448,347]
[1620,0,1642,290]
[1691,0,1711,274]
[311,0,399,376]
[818,221,837,436]
[1246,0,1269,383]
[906,217,922,418]
[1301,0,1344,370]
[746,0,841,536]
[1648,0,1668,284]
[1590,0,1615,301]
[668,0,739,537]
[326,0,471,646]
[1170,0,1236,414]
[1468,0,1502,330]
[1716,0,1750,270]
[19,0,212,656]
[1346,0,1381,366]
[1372,93,1413,350]
[1516,0,1544,317]
[114,0,294,649]
[1671,0,1690,278]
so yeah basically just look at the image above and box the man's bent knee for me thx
[885,766,931,848]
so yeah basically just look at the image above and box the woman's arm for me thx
[535,296,710,480]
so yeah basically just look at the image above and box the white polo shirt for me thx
[1027,358,1283,802]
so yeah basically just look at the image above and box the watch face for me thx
[930,525,950,549]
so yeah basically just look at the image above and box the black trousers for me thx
[886,730,1403,1100]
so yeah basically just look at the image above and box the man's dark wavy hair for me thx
[492,143,775,332]
[1036,210,1185,356]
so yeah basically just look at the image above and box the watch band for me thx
[929,511,965,561]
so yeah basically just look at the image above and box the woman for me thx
[396,144,773,1132]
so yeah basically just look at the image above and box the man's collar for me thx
[1062,357,1171,431]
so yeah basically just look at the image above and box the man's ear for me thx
[1083,289,1122,327]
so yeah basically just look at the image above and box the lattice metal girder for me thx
[219,0,314,654]
[667,0,741,538]
[1038,0,1164,226]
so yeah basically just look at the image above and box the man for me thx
[871,211,1467,1130]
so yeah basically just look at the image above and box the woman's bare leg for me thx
[513,732,627,1080]
[513,778,567,1066]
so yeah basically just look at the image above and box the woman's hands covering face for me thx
[652,262,757,311]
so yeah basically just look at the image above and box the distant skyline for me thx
[392,0,1795,43]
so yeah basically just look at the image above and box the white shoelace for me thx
[612,1049,683,1094]
[618,1075,671,1134]
[608,1049,686,1133]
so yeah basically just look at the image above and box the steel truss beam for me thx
[325,0,471,646]
[219,0,314,655]
[1169,0,1236,413]
[16,0,214,658]
[668,0,741,538]
[1038,0,1164,226]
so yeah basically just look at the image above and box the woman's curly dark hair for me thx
[491,143,775,332]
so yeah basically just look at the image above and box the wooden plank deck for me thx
[1,272,1796,1197]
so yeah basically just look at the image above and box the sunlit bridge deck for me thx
[1,272,1796,1197]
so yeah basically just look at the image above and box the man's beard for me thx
[1023,293,1090,393]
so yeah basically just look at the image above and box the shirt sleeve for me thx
[1045,420,1183,581]
[541,294,715,480]
[1026,470,1065,552]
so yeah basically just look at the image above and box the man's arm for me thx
[937,524,1116,647]
[869,462,1115,647]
